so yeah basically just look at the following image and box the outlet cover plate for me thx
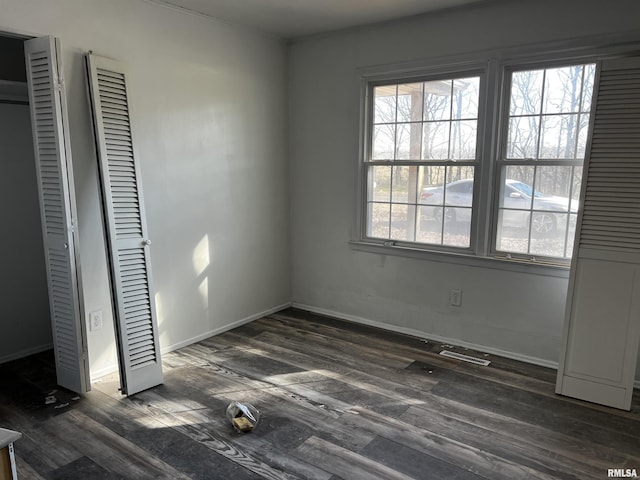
[450,289,462,307]
[89,310,103,331]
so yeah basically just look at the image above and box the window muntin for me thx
[366,74,482,249]
[361,60,598,266]
[495,63,595,260]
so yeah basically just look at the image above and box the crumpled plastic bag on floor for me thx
[226,401,260,433]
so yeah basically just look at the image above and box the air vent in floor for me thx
[439,350,491,366]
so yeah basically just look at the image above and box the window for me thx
[360,59,597,265]
[366,73,483,249]
[495,64,595,259]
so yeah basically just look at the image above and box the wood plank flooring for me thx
[1,307,639,479]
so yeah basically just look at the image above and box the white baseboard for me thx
[90,364,119,382]
[160,302,292,355]
[0,343,53,365]
[292,302,561,369]
[89,302,292,382]
[292,303,640,391]
[88,300,640,391]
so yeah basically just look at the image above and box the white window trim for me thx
[361,63,489,254]
[490,59,595,263]
[353,34,640,275]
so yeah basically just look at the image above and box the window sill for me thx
[349,240,571,279]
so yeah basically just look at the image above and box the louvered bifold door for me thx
[85,54,162,396]
[24,37,89,394]
[556,57,640,410]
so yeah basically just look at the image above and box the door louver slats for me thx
[118,246,156,368]
[578,62,640,254]
[97,69,144,238]
[86,54,162,396]
[25,36,89,394]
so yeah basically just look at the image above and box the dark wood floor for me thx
[1,308,639,479]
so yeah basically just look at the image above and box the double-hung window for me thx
[366,71,484,249]
[360,58,597,266]
[495,63,595,260]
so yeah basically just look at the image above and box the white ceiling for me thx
[154,0,493,39]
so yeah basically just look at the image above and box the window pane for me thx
[533,166,572,212]
[507,116,539,159]
[422,121,450,159]
[391,166,419,203]
[581,64,596,111]
[446,166,474,207]
[576,113,590,159]
[450,120,477,159]
[417,205,442,245]
[424,80,452,121]
[510,70,543,116]
[372,124,395,160]
[453,77,479,119]
[397,83,423,122]
[530,215,568,257]
[418,165,446,205]
[540,114,580,159]
[571,166,582,212]
[390,204,414,241]
[502,166,534,210]
[443,207,471,247]
[373,85,396,124]
[367,203,390,238]
[543,65,584,114]
[496,209,530,254]
[396,123,422,160]
[368,166,391,202]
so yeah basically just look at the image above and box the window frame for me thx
[490,59,597,264]
[360,63,490,255]
[354,38,640,273]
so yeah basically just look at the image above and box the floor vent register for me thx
[439,350,491,366]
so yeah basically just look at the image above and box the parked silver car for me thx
[420,178,577,234]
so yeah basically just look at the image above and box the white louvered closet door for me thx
[556,57,640,411]
[85,54,162,396]
[24,37,89,394]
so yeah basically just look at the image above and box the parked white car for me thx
[420,178,577,234]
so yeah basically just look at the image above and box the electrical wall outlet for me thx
[89,310,103,331]
[450,289,462,307]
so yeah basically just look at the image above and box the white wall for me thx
[0,103,52,362]
[3,0,638,385]
[2,0,290,378]
[288,0,640,376]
